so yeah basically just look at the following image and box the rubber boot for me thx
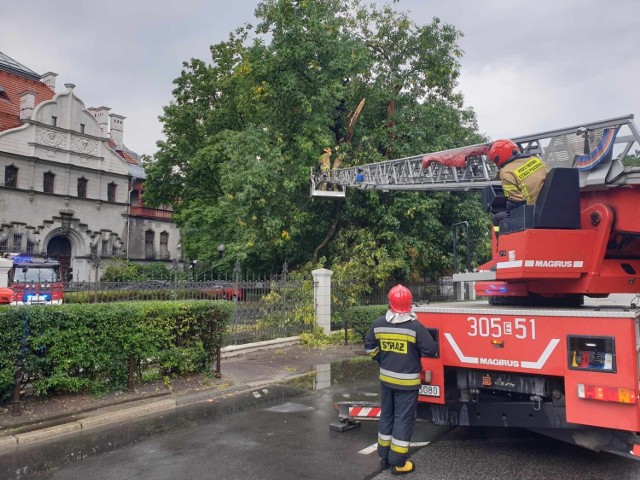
[391,460,415,475]
[379,457,389,470]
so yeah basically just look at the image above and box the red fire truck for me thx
[7,254,64,305]
[314,114,640,458]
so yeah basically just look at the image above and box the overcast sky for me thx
[2,0,639,156]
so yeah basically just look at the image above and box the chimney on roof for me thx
[19,91,35,120]
[88,106,111,138]
[109,113,125,148]
[40,72,58,91]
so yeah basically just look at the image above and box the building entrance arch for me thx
[47,236,72,281]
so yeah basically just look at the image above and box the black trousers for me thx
[492,200,526,228]
[377,384,418,466]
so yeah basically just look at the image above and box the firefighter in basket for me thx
[489,139,549,232]
[365,285,437,475]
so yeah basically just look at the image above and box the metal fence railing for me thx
[60,276,314,346]
[359,278,455,306]
[225,278,314,345]
[331,277,456,331]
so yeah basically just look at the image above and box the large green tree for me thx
[144,0,490,281]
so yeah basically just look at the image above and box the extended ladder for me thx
[310,114,640,198]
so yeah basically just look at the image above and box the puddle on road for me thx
[284,357,378,392]
[264,402,315,413]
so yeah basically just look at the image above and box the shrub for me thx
[100,261,180,282]
[0,300,231,400]
[299,328,357,347]
[343,305,388,341]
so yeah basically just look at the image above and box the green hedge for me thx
[343,305,388,341]
[0,300,231,400]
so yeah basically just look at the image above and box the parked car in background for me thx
[202,284,244,301]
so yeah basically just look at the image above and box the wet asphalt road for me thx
[378,427,640,480]
[4,359,640,480]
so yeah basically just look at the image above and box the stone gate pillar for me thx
[312,268,333,335]
[0,258,12,288]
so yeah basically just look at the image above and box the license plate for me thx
[28,295,47,304]
[418,385,440,397]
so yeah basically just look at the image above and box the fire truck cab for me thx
[7,254,64,305]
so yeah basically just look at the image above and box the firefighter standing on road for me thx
[365,285,437,475]
[489,139,549,231]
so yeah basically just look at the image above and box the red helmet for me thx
[488,139,520,167]
[388,284,413,313]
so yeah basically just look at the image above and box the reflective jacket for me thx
[498,155,548,205]
[364,312,437,390]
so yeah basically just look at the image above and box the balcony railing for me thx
[129,206,173,220]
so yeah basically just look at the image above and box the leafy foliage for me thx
[144,0,490,286]
[623,149,640,167]
[100,261,176,282]
[0,301,230,399]
[299,327,356,347]
[342,304,389,341]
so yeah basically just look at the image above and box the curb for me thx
[221,336,300,358]
[0,379,312,448]
[3,399,179,447]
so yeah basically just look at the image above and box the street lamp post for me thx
[89,243,101,303]
[214,243,226,378]
[216,244,225,280]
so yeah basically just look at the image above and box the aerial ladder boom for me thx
[310,114,640,197]
[311,114,640,300]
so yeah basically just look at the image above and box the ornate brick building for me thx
[0,52,181,281]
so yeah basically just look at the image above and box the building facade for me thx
[0,52,180,281]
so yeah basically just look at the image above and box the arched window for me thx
[145,230,155,259]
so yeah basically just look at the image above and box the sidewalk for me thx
[0,340,366,448]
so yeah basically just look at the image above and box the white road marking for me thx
[358,443,378,455]
[358,441,431,455]
[410,442,431,447]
